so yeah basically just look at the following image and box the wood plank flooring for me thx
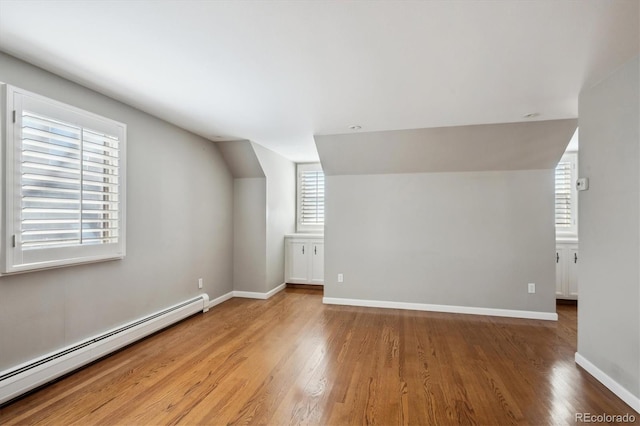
[1,288,637,425]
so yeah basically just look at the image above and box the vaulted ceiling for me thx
[0,1,637,162]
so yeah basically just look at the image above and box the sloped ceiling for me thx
[215,140,264,178]
[0,1,637,162]
[316,119,578,175]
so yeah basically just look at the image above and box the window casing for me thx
[555,152,578,237]
[2,84,126,274]
[296,163,324,233]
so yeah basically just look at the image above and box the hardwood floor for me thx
[1,288,637,425]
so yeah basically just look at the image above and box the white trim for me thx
[265,283,287,298]
[208,291,234,309]
[233,283,286,300]
[556,237,579,244]
[575,352,640,413]
[285,233,324,238]
[233,291,268,300]
[322,297,558,321]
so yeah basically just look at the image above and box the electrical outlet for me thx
[337,273,343,283]
[198,278,203,289]
[528,283,535,294]
[576,177,589,191]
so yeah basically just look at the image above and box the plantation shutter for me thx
[3,84,126,274]
[20,111,121,250]
[80,128,120,245]
[21,112,82,249]
[299,170,325,226]
[555,160,573,228]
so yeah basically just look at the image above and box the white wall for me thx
[0,52,234,371]
[324,169,556,314]
[578,55,640,400]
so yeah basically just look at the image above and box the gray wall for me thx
[315,119,576,175]
[232,178,267,293]
[578,55,640,397]
[216,140,265,179]
[324,169,556,313]
[218,140,295,294]
[252,143,296,292]
[0,52,234,371]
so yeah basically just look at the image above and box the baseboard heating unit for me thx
[0,293,210,405]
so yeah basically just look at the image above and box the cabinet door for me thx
[555,249,564,297]
[287,240,309,284]
[568,248,578,298]
[310,242,324,285]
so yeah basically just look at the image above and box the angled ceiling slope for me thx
[315,119,578,176]
[216,140,265,178]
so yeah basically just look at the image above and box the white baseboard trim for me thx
[233,283,286,300]
[575,352,640,413]
[322,297,558,321]
[208,291,234,309]
[265,283,287,298]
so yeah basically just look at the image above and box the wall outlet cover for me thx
[576,177,589,191]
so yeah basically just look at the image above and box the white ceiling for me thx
[0,1,637,162]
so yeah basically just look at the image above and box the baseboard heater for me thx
[0,293,210,405]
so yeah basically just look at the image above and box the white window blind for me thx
[21,112,120,249]
[297,163,324,232]
[3,84,126,273]
[555,153,577,235]
[300,170,325,225]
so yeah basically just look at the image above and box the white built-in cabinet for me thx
[285,235,324,285]
[556,243,578,299]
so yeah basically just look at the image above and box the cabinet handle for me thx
[574,253,577,263]
[314,246,317,255]
[556,252,559,263]
[302,246,304,255]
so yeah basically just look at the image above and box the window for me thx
[297,163,324,233]
[2,84,126,274]
[555,152,577,236]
